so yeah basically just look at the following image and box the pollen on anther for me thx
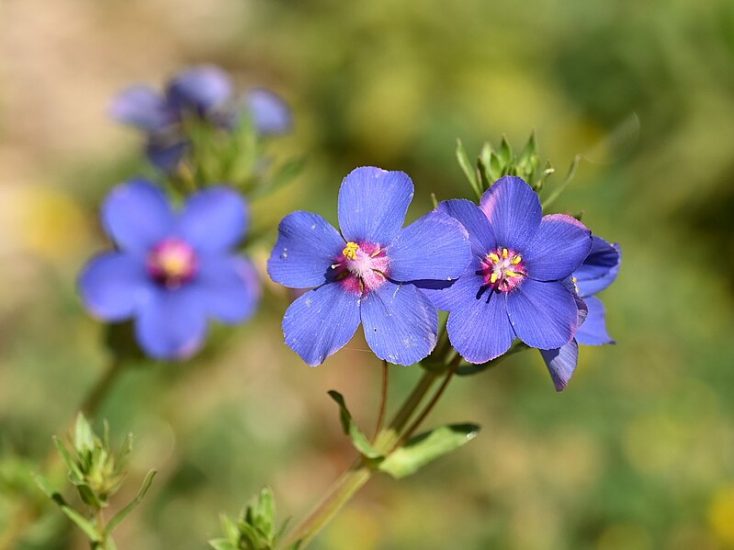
[343,241,359,260]
[511,255,522,265]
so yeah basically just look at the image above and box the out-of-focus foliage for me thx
[1,0,734,548]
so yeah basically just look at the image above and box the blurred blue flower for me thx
[540,236,621,390]
[427,176,592,364]
[110,66,291,171]
[268,167,471,366]
[79,180,259,360]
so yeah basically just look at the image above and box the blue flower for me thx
[267,167,471,366]
[540,236,621,390]
[427,176,592,364]
[110,66,291,171]
[79,180,259,360]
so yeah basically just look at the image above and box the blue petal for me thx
[268,211,345,288]
[388,212,471,282]
[437,199,496,255]
[575,296,614,345]
[166,65,232,114]
[145,137,188,172]
[282,283,361,366]
[506,279,578,350]
[445,274,514,363]
[246,88,292,135]
[575,237,621,297]
[479,176,541,251]
[135,288,208,360]
[194,255,260,324]
[360,282,438,365]
[177,187,247,253]
[109,85,173,132]
[102,180,175,255]
[524,214,592,281]
[78,252,152,321]
[338,167,413,245]
[540,340,579,391]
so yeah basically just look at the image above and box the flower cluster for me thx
[79,180,259,360]
[269,172,620,390]
[111,65,291,171]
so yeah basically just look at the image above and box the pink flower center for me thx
[332,241,389,294]
[480,247,526,292]
[147,238,198,287]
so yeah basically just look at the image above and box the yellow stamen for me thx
[489,273,499,284]
[487,252,500,263]
[505,270,521,278]
[502,248,509,259]
[511,255,522,265]
[342,241,359,260]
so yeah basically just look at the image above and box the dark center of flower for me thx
[331,241,389,294]
[480,247,526,292]
[147,238,198,288]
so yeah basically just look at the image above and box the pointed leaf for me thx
[456,139,482,199]
[327,391,382,459]
[498,136,513,166]
[53,437,83,481]
[106,470,157,534]
[378,423,480,479]
[74,413,95,453]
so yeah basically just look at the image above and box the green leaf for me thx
[498,136,513,166]
[378,423,480,479]
[53,437,83,482]
[106,470,157,534]
[456,139,482,199]
[252,487,275,539]
[327,391,382,459]
[75,482,103,509]
[74,413,95,453]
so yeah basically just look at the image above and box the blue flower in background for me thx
[428,176,592,364]
[110,66,291,171]
[268,167,471,366]
[79,180,259,360]
[540,236,621,390]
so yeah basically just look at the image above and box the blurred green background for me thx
[2,0,734,548]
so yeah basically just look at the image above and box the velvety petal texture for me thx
[388,212,471,282]
[445,275,515,363]
[268,211,345,289]
[338,167,413,244]
[177,187,247,253]
[283,283,362,366]
[540,340,579,391]
[102,180,174,254]
[575,238,621,297]
[437,199,496,255]
[480,176,541,250]
[360,282,438,366]
[575,296,614,345]
[524,214,592,281]
[246,88,292,135]
[506,279,578,350]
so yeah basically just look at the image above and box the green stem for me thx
[280,369,440,549]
